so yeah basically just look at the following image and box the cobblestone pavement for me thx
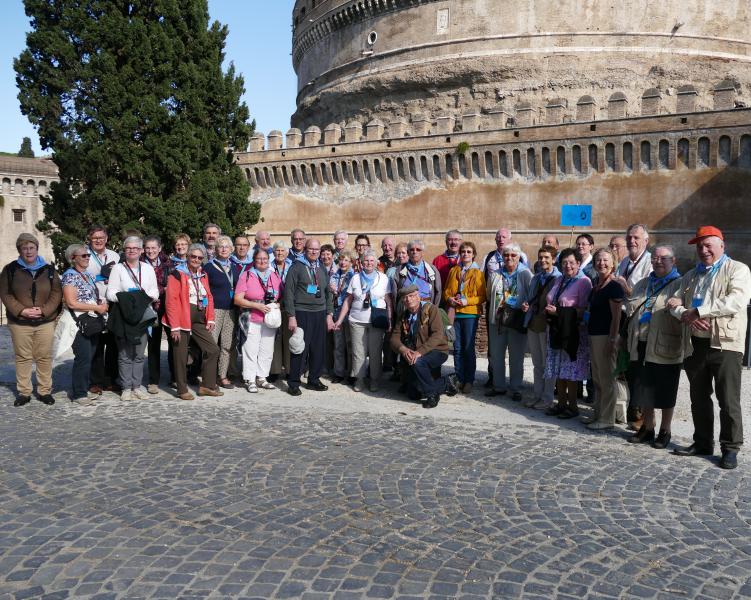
[2,328,751,599]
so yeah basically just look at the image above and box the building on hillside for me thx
[235,0,751,264]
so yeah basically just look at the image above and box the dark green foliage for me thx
[18,137,35,157]
[15,0,259,261]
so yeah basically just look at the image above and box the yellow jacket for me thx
[443,265,486,316]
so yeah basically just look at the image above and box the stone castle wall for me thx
[290,0,751,129]
[234,106,751,267]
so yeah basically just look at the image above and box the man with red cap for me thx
[667,226,751,469]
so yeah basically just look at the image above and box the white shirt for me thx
[347,271,390,324]
[483,248,529,276]
[105,262,159,302]
[86,247,120,297]
[617,250,653,289]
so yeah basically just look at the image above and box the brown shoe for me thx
[177,392,195,401]
[198,386,224,397]
[88,385,103,395]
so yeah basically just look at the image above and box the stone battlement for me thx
[235,107,751,204]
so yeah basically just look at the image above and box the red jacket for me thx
[432,253,460,288]
[162,270,215,332]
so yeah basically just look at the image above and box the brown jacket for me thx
[390,302,449,355]
[0,261,62,325]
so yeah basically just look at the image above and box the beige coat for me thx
[625,277,683,364]
[669,257,751,356]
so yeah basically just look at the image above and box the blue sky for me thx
[0,1,297,155]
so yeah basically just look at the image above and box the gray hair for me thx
[362,248,377,260]
[143,235,162,248]
[215,235,233,249]
[653,244,675,258]
[123,235,143,248]
[272,241,288,251]
[445,229,463,241]
[333,230,348,238]
[187,243,206,258]
[502,242,522,256]
[626,224,649,239]
[407,239,425,251]
[65,243,86,264]
[203,223,221,235]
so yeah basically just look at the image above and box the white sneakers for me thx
[132,387,150,400]
[256,378,275,390]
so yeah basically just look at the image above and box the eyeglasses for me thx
[75,253,91,259]
[652,256,674,262]
[124,247,141,251]
[189,254,204,260]
[89,236,106,241]
[503,253,519,258]
[409,248,422,252]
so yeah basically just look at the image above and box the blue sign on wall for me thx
[560,204,592,227]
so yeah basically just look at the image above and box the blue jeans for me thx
[403,350,448,399]
[71,332,98,399]
[453,316,479,384]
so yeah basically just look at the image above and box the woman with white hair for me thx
[61,243,109,405]
[334,248,392,392]
[270,240,292,380]
[206,235,238,388]
[105,235,159,400]
[163,243,221,400]
[485,242,532,401]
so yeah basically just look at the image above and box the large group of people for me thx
[1,223,749,469]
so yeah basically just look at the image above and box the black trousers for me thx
[289,310,326,389]
[91,329,119,388]
[684,337,744,451]
[403,350,449,400]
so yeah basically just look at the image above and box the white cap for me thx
[289,327,305,354]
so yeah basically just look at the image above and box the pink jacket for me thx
[235,270,283,323]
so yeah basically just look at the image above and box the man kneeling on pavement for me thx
[390,285,458,408]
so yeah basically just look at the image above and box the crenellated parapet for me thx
[249,82,744,155]
[235,107,751,205]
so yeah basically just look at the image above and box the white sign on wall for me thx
[437,7,449,34]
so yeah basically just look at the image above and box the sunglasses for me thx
[189,254,204,260]
[75,253,91,259]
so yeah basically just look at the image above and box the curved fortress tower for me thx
[235,0,751,263]
[291,0,751,129]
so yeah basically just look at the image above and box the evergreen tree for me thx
[18,137,34,158]
[14,0,258,261]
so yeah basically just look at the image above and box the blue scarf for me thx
[251,267,271,285]
[170,255,189,275]
[296,255,318,270]
[359,269,377,293]
[647,266,680,293]
[213,257,231,269]
[405,261,431,298]
[532,266,561,293]
[695,254,727,275]
[17,256,47,273]
[230,254,252,266]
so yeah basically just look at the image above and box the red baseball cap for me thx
[688,225,724,245]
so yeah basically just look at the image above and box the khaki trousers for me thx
[8,321,56,396]
[589,335,625,425]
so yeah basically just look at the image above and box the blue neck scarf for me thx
[647,266,680,291]
[251,267,271,285]
[696,254,727,275]
[296,255,317,269]
[359,270,377,293]
[230,254,252,266]
[213,257,230,269]
[17,255,47,273]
